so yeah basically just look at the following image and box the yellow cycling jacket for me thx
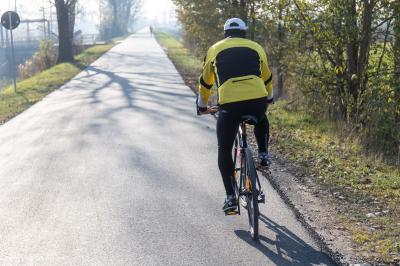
[198,37,273,107]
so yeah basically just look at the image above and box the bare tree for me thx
[104,0,142,38]
[54,0,78,63]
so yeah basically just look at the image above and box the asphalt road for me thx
[0,29,335,265]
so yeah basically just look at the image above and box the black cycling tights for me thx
[216,97,269,196]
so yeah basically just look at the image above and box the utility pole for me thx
[3,21,11,86]
[5,27,9,51]
[43,8,46,39]
[99,0,102,26]
[41,0,46,39]
[4,12,18,94]
[50,3,53,38]
[0,25,4,47]
[27,21,30,41]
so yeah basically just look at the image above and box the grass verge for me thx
[0,43,115,124]
[155,30,400,263]
[155,31,202,89]
[269,102,400,262]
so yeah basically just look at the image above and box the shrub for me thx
[18,40,57,80]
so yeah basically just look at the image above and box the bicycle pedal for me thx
[258,192,265,203]
[224,210,239,216]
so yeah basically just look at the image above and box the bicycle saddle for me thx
[240,115,258,125]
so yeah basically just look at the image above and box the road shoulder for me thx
[254,147,364,265]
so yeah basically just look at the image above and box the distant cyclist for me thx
[196,18,273,212]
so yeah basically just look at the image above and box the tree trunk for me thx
[277,1,285,98]
[55,0,74,63]
[109,0,120,37]
[345,0,359,105]
[124,2,132,34]
[68,1,77,43]
[330,0,345,117]
[249,2,255,40]
[393,2,400,90]
[393,1,400,141]
[109,0,133,37]
[357,0,374,95]
[239,0,247,23]
[344,0,375,120]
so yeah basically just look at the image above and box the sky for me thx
[0,0,176,36]
[142,0,175,21]
[0,0,175,20]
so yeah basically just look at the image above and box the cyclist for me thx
[196,18,273,212]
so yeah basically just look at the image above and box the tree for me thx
[392,1,400,153]
[54,0,78,63]
[393,1,400,92]
[173,0,223,55]
[101,0,142,39]
[259,0,291,99]
[173,0,400,157]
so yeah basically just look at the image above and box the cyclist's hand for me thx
[196,95,219,115]
[205,106,219,114]
[198,106,219,115]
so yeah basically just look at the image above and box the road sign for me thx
[1,11,20,93]
[1,11,20,30]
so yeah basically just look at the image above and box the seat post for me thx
[240,123,248,149]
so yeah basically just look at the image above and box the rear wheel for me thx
[245,149,259,240]
[233,136,248,209]
[232,136,240,199]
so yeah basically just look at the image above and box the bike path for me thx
[0,28,334,265]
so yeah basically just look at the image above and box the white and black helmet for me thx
[224,18,248,31]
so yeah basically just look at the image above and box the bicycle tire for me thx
[232,136,239,195]
[233,135,247,209]
[245,148,260,240]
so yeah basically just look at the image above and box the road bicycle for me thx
[197,102,265,240]
[227,115,265,241]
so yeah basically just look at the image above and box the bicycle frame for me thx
[238,123,264,193]
[238,123,248,149]
[233,123,255,212]
[233,124,246,216]
[232,121,265,211]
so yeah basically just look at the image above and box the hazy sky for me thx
[0,0,174,20]
[0,0,176,36]
[143,0,175,20]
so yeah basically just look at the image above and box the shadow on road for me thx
[234,213,333,265]
[69,64,214,128]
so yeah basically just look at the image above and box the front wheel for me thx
[245,149,259,240]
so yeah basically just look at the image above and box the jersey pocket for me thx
[232,77,254,83]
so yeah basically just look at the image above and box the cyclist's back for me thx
[200,37,272,105]
[196,18,273,212]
